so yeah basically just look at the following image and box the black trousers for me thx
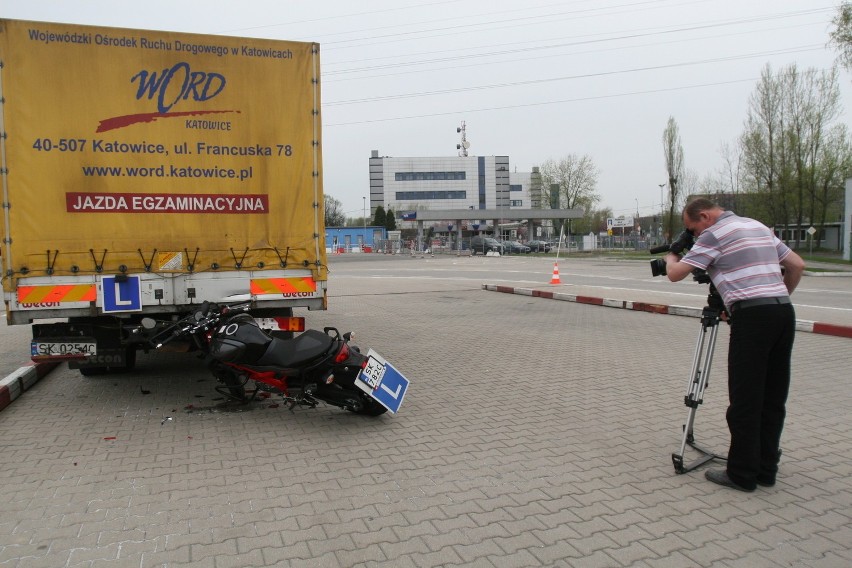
[725,303,796,489]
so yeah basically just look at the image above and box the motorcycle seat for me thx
[257,329,335,369]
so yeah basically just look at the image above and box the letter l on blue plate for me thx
[355,349,410,414]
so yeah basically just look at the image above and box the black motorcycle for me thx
[135,302,402,416]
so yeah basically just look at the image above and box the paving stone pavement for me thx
[0,271,850,568]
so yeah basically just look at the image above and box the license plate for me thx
[359,355,387,390]
[355,349,410,414]
[31,341,97,359]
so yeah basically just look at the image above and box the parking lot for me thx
[1,255,850,567]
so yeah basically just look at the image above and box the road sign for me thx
[101,275,142,313]
[355,349,410,414]
[607,216,634,228]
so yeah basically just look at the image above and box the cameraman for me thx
[664,198,805,492]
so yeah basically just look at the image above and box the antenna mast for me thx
[456,121,470,157]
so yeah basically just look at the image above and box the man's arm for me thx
[780,251,805,294]
[664,252,696,282]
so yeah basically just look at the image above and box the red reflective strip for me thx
[250,278,316,295]
[17,284,96,303]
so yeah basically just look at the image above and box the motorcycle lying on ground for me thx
[132,302,408,417]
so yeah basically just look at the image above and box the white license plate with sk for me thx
[31,342,97,358]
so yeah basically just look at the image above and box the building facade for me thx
[509,167,542,210]
[368,150,542,233]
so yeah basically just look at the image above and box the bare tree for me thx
[324,195,346,227]
[538,154,600,235]
[661,117,685,240]
[718,141,745,212]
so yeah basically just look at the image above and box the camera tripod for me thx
[672,275,729,474]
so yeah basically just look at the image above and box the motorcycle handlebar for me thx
[144,301,252,348]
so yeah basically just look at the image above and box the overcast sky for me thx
[5,0,850,220]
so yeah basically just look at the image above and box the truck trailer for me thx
[0,19,327,374]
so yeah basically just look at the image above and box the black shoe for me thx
[705,469,755,492]
[756,476,776,487]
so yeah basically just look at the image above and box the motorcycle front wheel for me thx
[210,361,248,402]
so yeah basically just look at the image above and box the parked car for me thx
[502,240,531,254]
[470,235,504,255]
[547,239,576,250]
[526,240,552,253]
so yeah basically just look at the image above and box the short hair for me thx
[683,197,720,221]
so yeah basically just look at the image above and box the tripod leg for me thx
[685,323,719,441]
[672,316,726,474]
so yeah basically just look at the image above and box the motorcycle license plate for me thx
[31,341,97,359]
[355,349,410,414]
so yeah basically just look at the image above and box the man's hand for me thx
[780,251,805,294]
[665,252,694,282]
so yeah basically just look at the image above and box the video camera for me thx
[649,230,694,277]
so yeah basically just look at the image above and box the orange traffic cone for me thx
[550,262,561,285]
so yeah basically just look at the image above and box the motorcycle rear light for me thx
[334,343,350,364]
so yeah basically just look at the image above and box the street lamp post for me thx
[635,198,640,248]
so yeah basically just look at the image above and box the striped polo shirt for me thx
[679,211,792,309]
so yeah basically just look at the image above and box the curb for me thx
[483,284,852,340]
[0,362,61,413]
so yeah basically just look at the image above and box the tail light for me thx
[334,343,350,364]
[274,316,305,332]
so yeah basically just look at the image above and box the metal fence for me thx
[333,235,659,256]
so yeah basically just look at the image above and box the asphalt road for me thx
[329,252,852,327]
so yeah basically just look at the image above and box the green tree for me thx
[829,2,852,72]
[740,64,849,246]
[385,207,397,231]
[811,124,852,246]
[572,206,613,235]
[740,65,789,226]
[373,205,387,228]
[662,117,685,240]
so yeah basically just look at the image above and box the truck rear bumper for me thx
[6,271,327,325]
